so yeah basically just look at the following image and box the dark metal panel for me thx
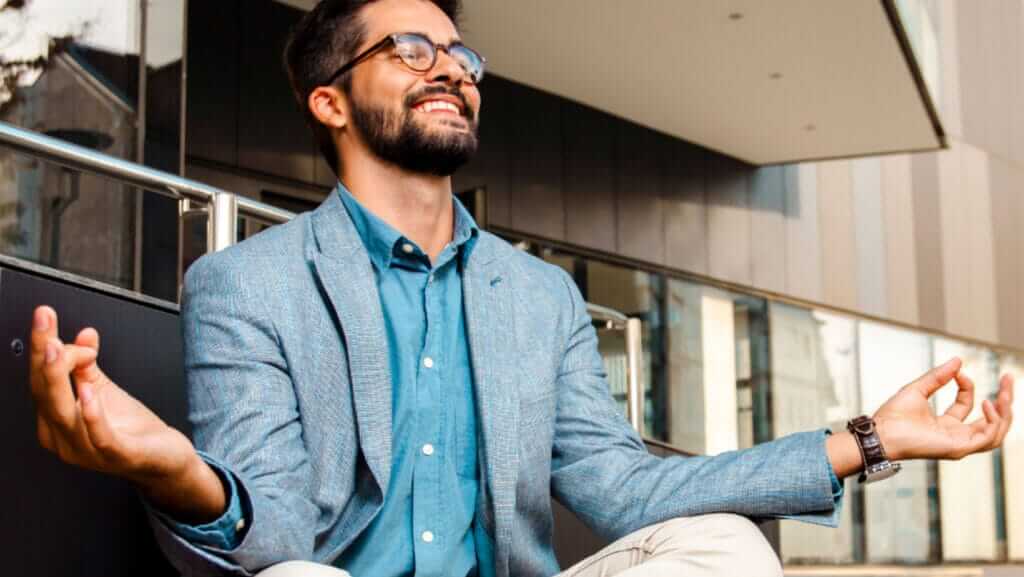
[0,264,185,576]
[615,122,666,264]
[562,103,617,254]
[663,139,708,275]
[454,76,516,228]
[186,0,241,166]
[506,81,565,240]
[237,1,315,183]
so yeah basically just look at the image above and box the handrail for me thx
[0,120,646,434]
[0,121,290,225]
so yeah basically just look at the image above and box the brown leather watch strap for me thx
[847,415,888,475]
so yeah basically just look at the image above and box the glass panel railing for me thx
[0,151,138,290]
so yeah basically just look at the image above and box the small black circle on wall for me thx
[11,338,25,357]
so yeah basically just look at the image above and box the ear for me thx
[308,85,348,130]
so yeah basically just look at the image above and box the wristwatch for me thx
[846,415,901,483]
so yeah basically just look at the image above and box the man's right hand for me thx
[29,305,227,524]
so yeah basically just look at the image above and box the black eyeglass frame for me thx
[324,32,486,87]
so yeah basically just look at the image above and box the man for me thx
[28,0,1014,576]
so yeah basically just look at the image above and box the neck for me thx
[339,146,455,263]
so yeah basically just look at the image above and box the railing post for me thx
[625,317,645,435]
[207,192,238,253]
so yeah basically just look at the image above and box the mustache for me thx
[404,86,473,120]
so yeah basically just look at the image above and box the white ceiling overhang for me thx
[277,0,944,165]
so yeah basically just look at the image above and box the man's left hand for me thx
[874,357,1014,462]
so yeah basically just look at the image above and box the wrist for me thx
[872,415,904,462]
[137,451,227,524]
[825,430,864,480]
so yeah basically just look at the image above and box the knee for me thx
[256,561,351,577]
[652,514,782,577]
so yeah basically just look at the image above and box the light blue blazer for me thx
[149,191,840,576]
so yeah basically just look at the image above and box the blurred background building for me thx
[1,0,1021,570]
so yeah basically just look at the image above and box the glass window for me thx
[859,321,938,563]
[772,303,861,564]
[662,278,768,455]
[535,248,665,440]
[933,338,1001,561]
[0,1,187,299]
[998,353,1024,561]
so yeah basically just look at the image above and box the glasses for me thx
[325,32,486,86]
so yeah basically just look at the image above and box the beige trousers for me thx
[255,513,782,577]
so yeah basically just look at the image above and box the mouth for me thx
[411,98,466,118]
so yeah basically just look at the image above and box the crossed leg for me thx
[557,513,783,577]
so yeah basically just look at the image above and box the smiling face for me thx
[342,0,481,176]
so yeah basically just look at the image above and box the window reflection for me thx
[933,339,1000,561]
[516,235,1011,566]
[859,321,938,563]
[773,304,861,564]
[999,354,1024,561]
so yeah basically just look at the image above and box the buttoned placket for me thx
[411,248,452,576]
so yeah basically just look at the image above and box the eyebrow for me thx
[394,30,463,45]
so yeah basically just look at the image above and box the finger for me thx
[79,382,119,458]
[909,357,962,397]
[74,327,100,353]
[28,306,58,393]
[37,338,78,430]
[964,400,1000,454]
[64,341,103,388]
[943,371,975,422]
[991,376,1014,448]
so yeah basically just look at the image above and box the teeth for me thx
[417,100,459,114]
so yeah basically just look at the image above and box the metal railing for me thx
[0,120,646,434]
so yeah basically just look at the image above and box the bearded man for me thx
[27,0,1014,576]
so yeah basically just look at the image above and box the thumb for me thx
[74,327,100,353]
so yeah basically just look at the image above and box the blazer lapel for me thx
[463,235,520,576]
[306,192,393,494]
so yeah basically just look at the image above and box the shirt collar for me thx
[335,182,479,270]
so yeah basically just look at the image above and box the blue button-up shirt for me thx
[168,184,492,577]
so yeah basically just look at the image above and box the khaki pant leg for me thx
[255,561,352,577]
[558,513,783,577]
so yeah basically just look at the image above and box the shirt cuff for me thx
[151,458,249,551]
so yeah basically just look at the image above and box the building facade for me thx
[1,0,1020,568]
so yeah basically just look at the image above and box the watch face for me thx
[862,462,902,483]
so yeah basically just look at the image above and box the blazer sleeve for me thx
[147,253,318,576]
[548,269,842,541]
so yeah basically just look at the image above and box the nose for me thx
[426,48,469,86]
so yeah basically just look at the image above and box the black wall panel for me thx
[0,264,185,576]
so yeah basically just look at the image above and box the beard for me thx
[347,86,479,177]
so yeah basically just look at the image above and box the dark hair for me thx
[283,0,463,176]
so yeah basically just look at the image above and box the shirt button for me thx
[235,518,246,532]
[421,530,435,543]
[423,357,434,369]
[402,243,414,254]
[422,443,435,456]
[428,274,434,284]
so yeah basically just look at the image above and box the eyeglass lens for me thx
[394,34,484,83]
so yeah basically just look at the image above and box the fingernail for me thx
[34,309,49,331]
[45,341,58,364]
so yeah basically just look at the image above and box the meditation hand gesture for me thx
[29,306,225,522]
[873,357,1014,462]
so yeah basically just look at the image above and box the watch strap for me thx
[846,415,890,482]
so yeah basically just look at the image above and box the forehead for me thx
[358,0,460,46]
